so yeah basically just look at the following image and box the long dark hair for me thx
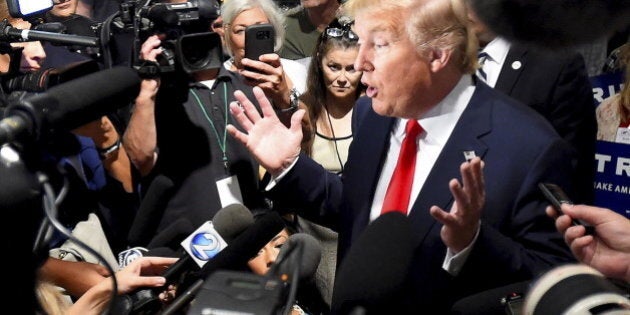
[300,17,365,155]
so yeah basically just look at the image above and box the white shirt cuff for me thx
[264,156,300,191]
[442,222,481,276]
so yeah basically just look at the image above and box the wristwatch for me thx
[277,88,300,113]
[97,138,121,160]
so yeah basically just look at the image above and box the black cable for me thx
[324,105,345,175]
[37,172,119,315]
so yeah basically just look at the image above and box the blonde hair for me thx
[36,282,71,315]
[344,0,478,74]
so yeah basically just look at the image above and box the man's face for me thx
[353,12,433,119]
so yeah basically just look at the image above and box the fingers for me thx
[545,205,559,219]
[140,35,163,61]
[461,157,484,206]
[233,89,263,125]
[289,109,306,134]
[430,205,454,225]
[564,224,588,243]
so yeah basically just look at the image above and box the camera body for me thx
[133,0,223,74]
[187,270,290,315]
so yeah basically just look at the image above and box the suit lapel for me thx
[346,107,396,242]
[407,83,492,244]
[495,45,527,95]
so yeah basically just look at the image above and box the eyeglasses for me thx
[323,21,358,41]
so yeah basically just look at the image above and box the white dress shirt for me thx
[479,37,511,88]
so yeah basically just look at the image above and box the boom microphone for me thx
[0,23,99,47]
[0,66,141,145]
[469,0,630,48]
[161,211,285,315]
[331,212,415,315]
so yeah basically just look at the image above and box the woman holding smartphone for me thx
[220,0,308,113]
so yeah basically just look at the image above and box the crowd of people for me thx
[0,0,628,314]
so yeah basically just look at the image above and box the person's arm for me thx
[39,258,110,298]
[429,157,484,275]
[123,35,162,177]
[547,204,630,282]
[72,116,134,192]
[67,256,177,315]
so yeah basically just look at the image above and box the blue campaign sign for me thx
[593,141,630,218]
[590,71,624,105]
[590,71,629,218]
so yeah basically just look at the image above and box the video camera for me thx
[121,0,223,75]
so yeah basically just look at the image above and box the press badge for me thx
[216,175,243,207]
[615,127,630,144]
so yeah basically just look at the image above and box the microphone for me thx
[469,0,630,48]
[0,24,99,47]
[266,233,322,283]
[146,218,195,253]
[141,4,180,27]
[160,203,255,284]
[161,211,285,315]
[32,22,67,33]
[211,203,256,244]
[128,175,176,248]
[0,66,141,145]
[119,204,256,315]
[331,212,415,315]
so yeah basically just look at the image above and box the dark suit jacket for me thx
[268,80,577,312]
[495,45,597,204]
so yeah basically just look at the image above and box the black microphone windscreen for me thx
[161,211,285,313]
[272,233,322,282]
[193,211,285,281]
[146,4,179,26]
[33,22,66,33]
[146,218,195,250]
[145,247,180,258]
[127,175,177,248]
[212,203,255,244]
[128,175,176,247]
[331,212,415,314]
[470,0,630,48]
[22,66,141,132]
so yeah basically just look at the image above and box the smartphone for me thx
[538,182,594,234]
[244,24,275,71]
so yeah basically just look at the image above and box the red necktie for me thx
[381,120,422,215]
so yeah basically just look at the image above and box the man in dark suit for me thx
[469,7,597,204]
[227,0,576,312]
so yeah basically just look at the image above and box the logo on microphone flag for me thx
[181,221,228,268]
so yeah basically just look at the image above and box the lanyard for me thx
[189,82,229,171]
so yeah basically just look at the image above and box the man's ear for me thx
[429,49,451,72]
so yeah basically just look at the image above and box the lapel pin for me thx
[511,61,522,70]
[463,151,477,162]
